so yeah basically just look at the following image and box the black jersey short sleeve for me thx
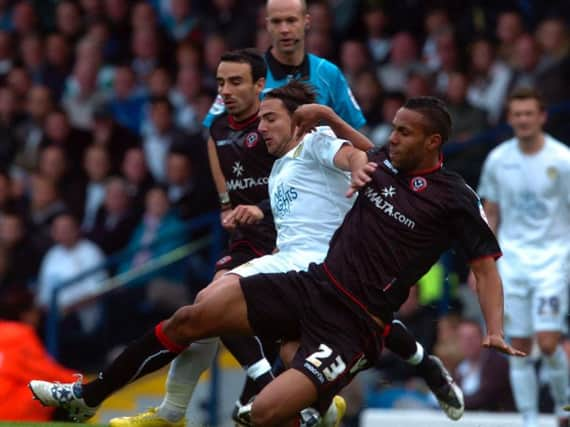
[450,183,502,263]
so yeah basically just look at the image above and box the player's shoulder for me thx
[545,134,570,158]
[484,137,517,166]
[210,111,230,131]
[438,168,479,202]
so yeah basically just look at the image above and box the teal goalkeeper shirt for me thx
[203,50,366,130]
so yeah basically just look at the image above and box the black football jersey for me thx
[210,112,277,251]
[323,147,501,317]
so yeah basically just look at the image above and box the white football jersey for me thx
[268,126,355,260]
[478,134,570,281]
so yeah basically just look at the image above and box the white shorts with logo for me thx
[229,250,323,278]
[502,273,569,337]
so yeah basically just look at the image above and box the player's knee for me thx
[537,337,559,356]
[251,397,282,426]
[166,304,208,341]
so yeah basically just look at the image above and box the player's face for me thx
[258,97,294,157]
[507,98,546,141]
[388,108,438,171]
[266,0,309,54]
[217,61,264,121]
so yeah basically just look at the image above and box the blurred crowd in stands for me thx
[1,0,570,422]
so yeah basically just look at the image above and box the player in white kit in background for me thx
[478,87,570,427]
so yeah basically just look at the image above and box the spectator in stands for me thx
[0,30,14,80]
[445,72,488,142]
[508,34,542,92]
[467,38,512,124]
[103,0,131,63]
[26,174,66,248]
[422,9,451,68]
[19,33,45,84]
[10,1,37,40]
[536,17,570,69]
[92,104,140,174]
[305,29,333,60]
[454,319,515,411]
[202,0,256,49]
[107,65,146,134]
[121,146,154,213]
[142,96,187,183]
[363,4,391,66]
[130,27,163,85]
[40,108,90,178]
[433,28,460,96]
[175,40,202,70]
[36,213,107,367]
[86,176,139,256]
[0,85,19,169]
[165,149,216,220]
[351,69,383,129]
[117,185,189,311]
[55,0,83,45]
[405,70,432,98]
[377,31,424,92]
[171,66,202,134]
[80,0,104,25]
[62,55,107,131]
[496,10,525,67]
[36,146,69,197]
[43,33,72,101]
[14,85,53,172]
[0,210,41,286]
[0,171,22,214]
[339,39,372,86]
[0,290,76,421]
[67,145,111,233]
[6,66,32,110]
[369,91,405,147]
[202,32,227,93]
[162,0,200,43]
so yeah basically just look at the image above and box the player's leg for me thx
[30,274,251,420]
[385,319,464,420]
[534,281,569,424]
[250,368,318,426]
[148,269,229,424]
[505,289,537,427]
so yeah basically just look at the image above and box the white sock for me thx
[510,356,538,426]
[246,357,272,380]
[157,338,219,422]
[406,342,424,366]
[542,345,569,415]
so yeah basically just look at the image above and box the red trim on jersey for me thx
[229,240,268,257]
[407,152,444,176]
[468,252,503,264]
[381,322,392,338]
[323,263,370,314]
[154,321,186,353]
[228,111,259,130]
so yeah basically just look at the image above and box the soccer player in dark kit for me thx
[30,96,525,425]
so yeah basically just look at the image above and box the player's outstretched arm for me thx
[292,104,373,151]
[333,146,377,197]
[471,257,526,357]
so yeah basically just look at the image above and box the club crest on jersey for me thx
[410,176,427,192]
[245,132,259,148]
[546,166,558,180]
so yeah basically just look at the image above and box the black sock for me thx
[222,335,279,402]
[82,323,185,407]
[417,354,446,390]
[385,320,418,360]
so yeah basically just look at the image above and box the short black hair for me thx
[220,48,266,83]
[263,80,317,115]
[403,96,452,144]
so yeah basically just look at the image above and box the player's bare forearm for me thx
[207,137,228,195]
[471,257,526,357]
[293,104,373,151]
[483,200,500,235]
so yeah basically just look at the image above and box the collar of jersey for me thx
[265,49,310,80]
[228,111,259,130]
[405,152,444,176]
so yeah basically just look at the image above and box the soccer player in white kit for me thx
[478,88,570,427]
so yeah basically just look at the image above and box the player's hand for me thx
[292,104,333,141]
[220,209,235,231]
[482,334,526,357]
[347,161,377,197]
[223,205,264,228]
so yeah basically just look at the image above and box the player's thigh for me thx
[169,275,251,339]
[504,290,533,338]
[251,368,318,426]
[532,278,568,335]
